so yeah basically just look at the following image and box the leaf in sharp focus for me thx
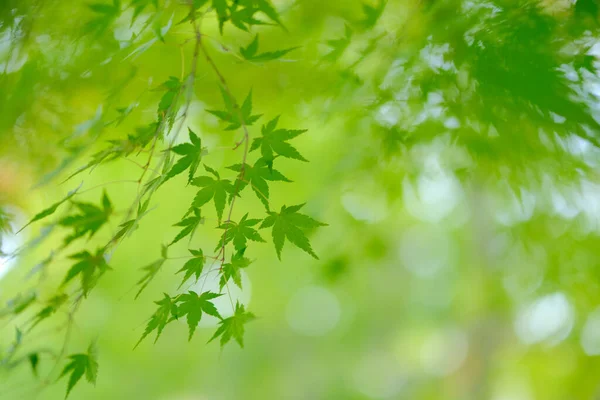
[177,248,205,288]
[227,158,291,210]
[135,293,178,347]
[215,213,265,252]
[220,248,251,290]
[191,166,234,221]
[260,204,327,260]
[208,302,255,348]
[175,291,222,340]
[59,343,98,399]
[170,208,203,245]
[251,117,307,164]
[18,183,83,233]
[165,129,204,184]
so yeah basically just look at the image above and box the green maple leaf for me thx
[59,343,98,399]
[30,294,69,330]
[62,249,111,297]
[175,291,222,340]
[135,293,178,347]
[209,302,255,348]
[190,165,234,222]
[58,191,112,247]
[260,204,327,260]
[220,248,251,290]
[176,248,205,288]
[227,157,291,210]
[240,35,298,62]
[207,88,262,131]
[135,245,168,298]
[165,129,204,184]
[250,116,307,167]
[18,183,82,233]
[170,208,203,245]
[216,213,265,252]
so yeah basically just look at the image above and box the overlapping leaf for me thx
[216,213,265,252]
[220,248,251,290]
[227,157,291,209]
